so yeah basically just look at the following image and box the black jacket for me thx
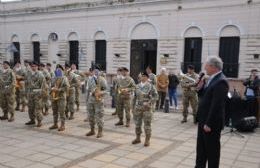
[168,74,179,89]
[243,76,260,97]
[197,72,229,130]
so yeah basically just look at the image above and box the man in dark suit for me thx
[195,56,229,168]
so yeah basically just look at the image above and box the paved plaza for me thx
[0,105,259,168]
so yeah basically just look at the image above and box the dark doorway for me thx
[13,42,20,65]
[33,42,40,64]
[130,39,157,82]
[183,38,202,73]
[69,41,79,68]
[95,40,106,71]
[219,37,240,78]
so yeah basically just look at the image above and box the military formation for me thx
[0,60,202,147]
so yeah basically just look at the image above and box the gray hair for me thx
[206,56,223,70]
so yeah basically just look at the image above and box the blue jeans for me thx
[169,88,177,107]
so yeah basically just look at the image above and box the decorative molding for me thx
[216,21,244,36]
[181,23,205,37]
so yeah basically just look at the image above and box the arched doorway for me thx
[129,22,158,82]
[183,26,203,73]
[68,32,79,68]
[219,25,240,78]
[94,31,107,71]
[11,35,20,65]
[31,34,40,63]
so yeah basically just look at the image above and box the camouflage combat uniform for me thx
[115,76,136,127]
[0,68,16,121]
[180,72,199,123]
[26,70,46,126]
[13,67,26,111]
[132,81,158,146]
[50,76,69,131]
[72,69,84,111]
[111,75,121,115]
[40,69,51,115]
[86,75,107,138]
[65,71,79,120]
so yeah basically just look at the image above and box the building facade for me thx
[0,0,259,80]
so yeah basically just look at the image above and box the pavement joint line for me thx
[132,139,183,168]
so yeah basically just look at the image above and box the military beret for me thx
[3,61,10,66]
[31,61,39,66]
[56,64,64,71]
[39,63,45,67]
[46,63,52,67]
[188,65,195,70]
[141,71,149,78]
[121,67,129,72]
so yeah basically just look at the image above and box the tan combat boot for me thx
[0,113,8,120]
[36,120,42,127]
[144,135,151,147]
[115,119,124,126]
[69,112,74,120]
[86,127,95,136]
[132,134,141,144]
[125,120,130,127]
[111,111,117,116]
[58,121,65,131]
[49,122,58,130]
[8,114,14,122]
[96,127,103,138]
[21,105,25,112]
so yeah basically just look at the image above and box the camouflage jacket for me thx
[66,72,80,97]
[133,82,158,111]
[52,76,69,101]
[0,68,16,93]
[149,73,157,86]
[117,76,136,99]
[86,75,107,103]
[180,72,199,91]
[26,71,46,96]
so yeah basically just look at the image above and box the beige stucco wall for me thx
[0,0,259,78]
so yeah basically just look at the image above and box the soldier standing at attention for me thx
[39,63,51,116]
[65,68,79,120]
[71,63,84,111]
[84,68,94,122]
[13,61,26,112]
[132,72,158,147]
[85,65,107,138]
[180,65,199,124]
[25,61,46,127]
[146,66,157,86]
[49,65,69,131]
[0,61,16,122]
[115,67,136,127]
[23,60,32,112]
[111,67,122,116]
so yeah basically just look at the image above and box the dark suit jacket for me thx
[197,72,229,130]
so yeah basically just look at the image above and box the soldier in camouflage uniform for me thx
[85,66,107,138]
[39,63,51,115]
[132,72,158,147]
[25,61,46,127]
[84,68,94,122]
[180,65,199,124]
[111,67,122,116]
[146,66,157,112]
[65,68,80,120]
[23,60,32,111]
[13,61,26,112]
[0,61,16,122]
[71,63,84,111]
[49,65,69,131]
[115,67,136,127]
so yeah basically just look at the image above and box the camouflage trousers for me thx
[42,89,51,112]
[117,96,131,121]
[52,99,66,123]
[75,87,80,108]
[28,93,43,121]
[66,88,75,114]
[182,91,198,119]
[133,108,153,136]
[1,91,15,117]
[87,100,104,128]
[15,88,27,108]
